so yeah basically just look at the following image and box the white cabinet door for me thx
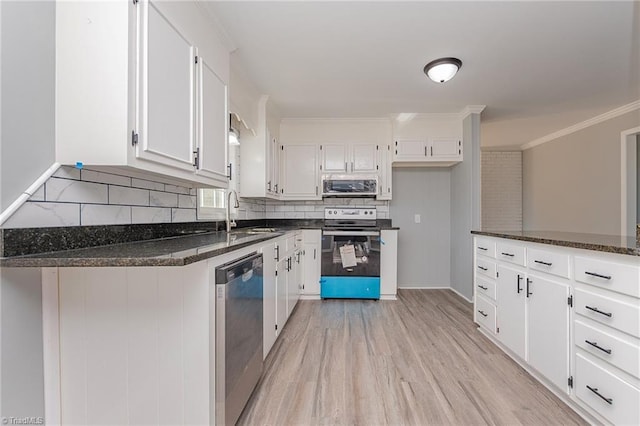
[496,265,526,359]
[322,144,348,173]
[380,229,398,298]
[261,242,277,359]
[377,144,392,200]
[195,55,228,186]
[351,143,378,173]
[527,274,570,392]
[276,257,288,336]
[138,1,196,171]
[429,137,461,160]
[281,144,320,200]
[270,135,280,195]
[394,139,427,161]
[287,253,301,317]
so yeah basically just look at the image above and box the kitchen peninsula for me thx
[471,229,639,426]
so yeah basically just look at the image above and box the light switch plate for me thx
[414,214,421,224]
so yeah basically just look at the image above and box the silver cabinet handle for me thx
[585,271,612,280]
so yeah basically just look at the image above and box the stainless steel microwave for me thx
[321,175,378,197]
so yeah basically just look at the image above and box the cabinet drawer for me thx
[575,353,640,426]
[476,259,496,279]
[475,237,496,258]
[475,296,496,333]
[476,277,496,301]
[575,256,640,298]
[575,289,640,337]
[575,319,640,379]
[495,242,525,266]
[527,247,570,279]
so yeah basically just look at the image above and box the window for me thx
[197,188,226,220]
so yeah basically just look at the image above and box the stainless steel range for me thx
[321,207,380,299]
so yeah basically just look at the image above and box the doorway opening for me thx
[621,126,640,237]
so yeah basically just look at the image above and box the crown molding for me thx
[521,100,640,151]
[459,105,486,119]
[280,117,391,123]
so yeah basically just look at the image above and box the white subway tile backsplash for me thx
[284,212,305,219]
[165,184,190,195]
[29,185,45,201]
[294,205,315,212]
[81,169,131,187]
[46,178,108,204]
[81,204,131,226]
[178,194,196,209]
[266,211,280,219]
[150,191,178,208]
[109,186,149,206]
[5,202,80,228]
[172,208,197,222]
[53,166,81,180]
[131,178,165,192]
[304,211,323,219]
[131,207,172,224]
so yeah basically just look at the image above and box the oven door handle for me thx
[322,230,380,237]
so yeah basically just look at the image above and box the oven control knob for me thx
[334,210,337,214]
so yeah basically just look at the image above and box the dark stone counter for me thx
[471,230,640,257]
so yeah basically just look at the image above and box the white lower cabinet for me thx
[527,274,570,391]
[474,234,640,425]
[302,230,321,296]
[261,241,278,359]
[496,265,526,359]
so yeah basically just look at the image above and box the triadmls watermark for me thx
[1,417,44,425]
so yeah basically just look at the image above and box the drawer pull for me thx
[585,305,613,317]
[586,385,613,405]
[534,260,552,266]
[585,340,612,355]
[526,278,533,297]
[478,266,488,271]
[478,246,488,251]
[517,274,523,294]
[478,285,488,290]
[477,310,488,317]
[501,252,515,257]
[585,271,612,280]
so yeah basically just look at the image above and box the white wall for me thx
[450,113,482,301]
[636,136,640,224]
[0,0,56,212]
[390,168,450,288]
[523,109,640,234]
[481,151,522,231]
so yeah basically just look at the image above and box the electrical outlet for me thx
[414,214,421,224]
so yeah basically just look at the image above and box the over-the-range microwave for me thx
[321,174,378,197]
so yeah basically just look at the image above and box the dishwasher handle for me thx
[215,252,263,284]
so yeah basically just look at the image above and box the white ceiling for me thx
[205,1,640,149]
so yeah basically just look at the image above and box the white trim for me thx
[459,105,486,119]
[397,286,473,303]
[522,100,640,151]
[281,117,392,123]
[0,162,61,226]
[380,295,397,301]
[620,126,640,236]
[42,268,61,426]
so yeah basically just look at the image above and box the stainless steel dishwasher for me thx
[215,252,264,426]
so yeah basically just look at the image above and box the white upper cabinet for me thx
[392,114,463,167]
[280,144,320,200]
[238,95,281,199]
[321,143,378,174]
[55,0,230,188]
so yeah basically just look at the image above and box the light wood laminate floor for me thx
[238,289,586,426]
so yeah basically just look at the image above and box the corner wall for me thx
[523,109,640,235]
[450,113,482,301]
[481,151,522,231]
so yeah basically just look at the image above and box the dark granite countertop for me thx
[0,230,285,267]
[471,230,640,257]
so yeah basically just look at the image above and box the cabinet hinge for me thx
[459,150,461,155]
[320,145,323,150]
[131,131,139,146]
[275,324,278,331]
[195,55,198,64]
[320,165,323,170]
[458,140,461,146]
[496,327,499,333]
[193,147,200,168]
[376,165,379,170]
[275,270,278,276]
[281,145,284,151]
[387,145,390,150]
[496,271,499,278]
[132,0,138,4]
[568,376,573,388]
[395,141,398,146]
[568,295,573,307]
[376,145,379,150]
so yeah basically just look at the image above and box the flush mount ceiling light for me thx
[423,57,462,83]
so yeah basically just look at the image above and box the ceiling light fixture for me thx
[423,57,462,83]
[229,126,240,145]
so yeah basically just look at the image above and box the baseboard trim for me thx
[397,286,474,304]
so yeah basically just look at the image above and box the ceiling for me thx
[205,1,640,149]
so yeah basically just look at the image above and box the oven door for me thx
[321,230,380,277]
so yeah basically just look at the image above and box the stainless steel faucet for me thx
[226,189,240,233]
